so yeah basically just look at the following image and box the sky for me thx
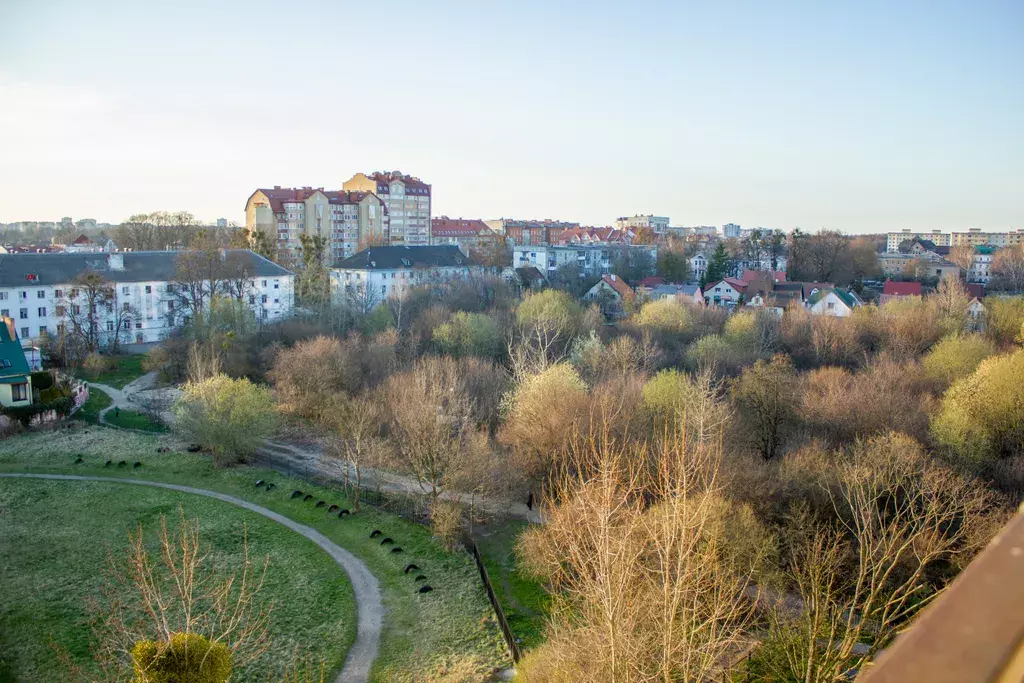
[1,0,1021,233]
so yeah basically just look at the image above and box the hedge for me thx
[2,396,74,426]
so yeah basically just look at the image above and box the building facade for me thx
[430,217,500,254]
[331,246,489,303]
[615,215,669,234]
[245,187,386,264]
[343,171,431,247]
[886,230,952,252]
[950,228,1024,249]
[484,219,581,246]
[722,223,742,238]
[0,250,294,347]
[513,243,657,277]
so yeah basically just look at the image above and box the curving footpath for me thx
[0,473,382,683]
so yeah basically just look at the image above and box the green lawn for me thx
[0,429,511,681]
[71,386,112,424]
[105,407,168,432]
[81,354,147,389]
[0,478,355,682]
[473,520,551,651]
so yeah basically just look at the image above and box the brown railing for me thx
[463,532,523,664]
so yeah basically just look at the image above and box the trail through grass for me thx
[79,354,146,389]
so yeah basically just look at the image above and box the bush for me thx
[429,500,465,551]
[83,352,114,376]
[432,311,501,359]
[931,350,1024,461]
[30,371,54,391]
[173,374,277,466]
[131,632,232,683]
[634,298,692,335]
[269,335,364,422]
[921,333,996,390]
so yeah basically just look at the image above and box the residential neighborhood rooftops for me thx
[883,280,923,297]
[335,245,476,270]
[430,217,493,237]
[599,274,634,299]
[0,250,290,287]
[808,288,859,308]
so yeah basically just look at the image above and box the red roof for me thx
[739,269,786,284]
[723,277,747,292]
[883,280,923,296]
[640,276,665,287]
[430,217,492,237]
[555,226,631,244]
[366,170,431,195]
[600,274,634,299]
[71,234,91,245]
[966,283,985,299]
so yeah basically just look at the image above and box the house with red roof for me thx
[739,269,787,284]
[704,277,747,307]
[880,279,923,304]
[584,274,635,317]
[430,217,500,255]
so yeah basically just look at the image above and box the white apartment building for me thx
[722,223,741,238]
[689,253,708,281]
[0,251,294,347]
[331,246,489,302]
[885,230,953,252]
[968,247,997,284]
[343,171,431,247]
[950,228,1024,249]
[615,214,669,234]
[513,243,658,276]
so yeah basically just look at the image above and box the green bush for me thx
[432,311,500,358]
[30,371,53,391]
[131,632,232,683]
[2,396,74,426]
[921,333,996,389]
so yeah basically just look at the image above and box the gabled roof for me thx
[335,245,476,270]
[651,283,701,297]
[807,288,857,309]
[640,276,666,287]
[598,274,634,299]
[966,283,985,299]
[883,280,923,296]
[514,266,546,283]
[739,269,786,284]
[430,217,494,237]
[0,319,30,378]
[706,278,747,293]
[0,250,291,287]
[71,234,91,245]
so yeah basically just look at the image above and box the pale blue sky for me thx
[1,0,1021,232]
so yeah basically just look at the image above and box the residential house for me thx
[807,289,860,317]
[968,246,997,284]
[744,279,802,315]
[966,298,987,332]
[646,283,703,306]
[880,279,923,304]
[555,227,632,245]
[430,217,500,254]
[484,219,580,246]
[343,171,431,247]
[739,269,787,285]
[583,274,634,317]
[615,215,669,234]
[886,229,952,253]
[64,234,117,254]
[0,317,31,408]
[0,250,294,347]
[513,243,657,277]
[704,278,746,307]
[502,266,547,293]
[689,253,708,281]
[331,245,489,303]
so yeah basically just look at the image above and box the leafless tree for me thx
[54,271,116,354]
[991,245,1024,292]
[948,244,976,274]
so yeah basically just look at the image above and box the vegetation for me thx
[173,374,277,465]
[80,353,147,388]
[72,386,113,424]
[105,407,168,432]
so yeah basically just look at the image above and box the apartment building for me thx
[0,250,293,347]
[484,219,581,246]
[950,228,1024,249]
[614,214,669,234]
[722,223,742,238]
[430,217,500,254]
[968,246,997,284]
[245,187,386,264]
[513,243,658,277]
[886,230,952,252]
[331,245,489,302]
[343,171,431,247]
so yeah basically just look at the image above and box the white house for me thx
[966,298,987,332]
[583,274,635,316]
[0,250,294,347]
[513,243,658,277]
[689,253,708,281]
[647,283,703,306]
[331,245,491,302]
[704,278,746,307]
[806,289,860,317]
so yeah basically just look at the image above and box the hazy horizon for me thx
[1,0,1021,234]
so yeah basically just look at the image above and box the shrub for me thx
[642,368,730,442]
[30,371,54,391]
[432,311,501,358]
[83,352,114,376]
[173,374,277,466]
[516,290,584,342]
[429,500,465,551]
[986,296,1024,348]
[269,335,363,422]
[931,350,1024,461]
[131,632,232,683]
[921,333,996,390]
[634,298,692,335]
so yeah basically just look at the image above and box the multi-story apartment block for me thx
[722,223,742,238]
[484,219,581,246]
[886,230,952,252]
[513,243,658,277]
[245,187,386,264]
[615,215,669,234]
[430,217,500,254]
[0,250,293,347]
[331,246,489,303]
[950,228,1024,249]
[968,246,996,284]
[343,171,431,247]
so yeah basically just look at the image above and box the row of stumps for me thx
[257,480,434,595]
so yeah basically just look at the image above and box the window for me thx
[262,280,267,287]
[145,285,152,294]
[273,298,279,304]
[12,383,28,402]
[19,308,27,319]
[167,301,174,310]
[20,291,27,299]
[122,286,129,295]
[166,284,174,292]
[20,327,28,338]
[37,290,45,299]
[0,293,6,300]
[54,289,62,298]
[381,285,387,295]
[37,307,46,317]
[72,305,81,315]
[123,303,130,311]
[274,282,279,289]
[827,302,835,310]
[1,359,9,368]
[135,322,142,329]
[249,295,256,304]
[0,309,7,317]
[261,295,267,304]
[107,321,115,331]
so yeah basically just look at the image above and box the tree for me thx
[931,350,1024,461]
[610,247,655,283]
[269,335,363,422]
[921,333,996,389]
[948,244,976,274]
[704,242,730,285]
[788,230,854,284]
[731,354,797,460]
[230,226,275,262]
[88,510,270,681]
[432,311,501,358]
[932,276,971,329]
[655,248,690,283]
[849,237,881,283]
[468,237,511,268]
[766,229,786,271]
[171,238,229,329]
[294,234,331,306]
[329,393,385,511]
[991,245,1024,292]
[642,368,730,445]
[764,434,995,683]
[173,374,277,465]
[513,289,586,377]
[985,296,1024,347]
[54,271,117,356]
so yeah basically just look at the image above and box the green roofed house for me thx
[806,288,861,317]
[0,317,32,408]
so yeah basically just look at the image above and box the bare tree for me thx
[991,245,1024,292]
[54,271,116,354]
[948,244,976,274]
[329,394,385,511]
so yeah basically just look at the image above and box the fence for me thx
[463,532,523,664]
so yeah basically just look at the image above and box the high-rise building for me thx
[244,187,387,264]
[615,214,669,234]
[885,229,952,252]
[343,171,431,247]
[950,228,1024,248]
[722,223,741,238]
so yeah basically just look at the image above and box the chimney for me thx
[2,316,16,341]
[107,253,124,271]
[610,274,617,281]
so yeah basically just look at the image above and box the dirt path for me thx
[257,439,543,523]
[90,372,177,427]
[0,472,382,683]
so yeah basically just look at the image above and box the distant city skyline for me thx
[1,0,1021,233]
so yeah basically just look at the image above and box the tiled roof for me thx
[0,250,291,287]
[335,245,476,270]
[640,276,665,287]
[883,280,923,296]
[599,274,634,299]
[431,217,493,237]
[966,283,985,299]
[0,319,30,378]
[366,171,431,195]
[739,269,786,284]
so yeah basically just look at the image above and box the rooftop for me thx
[335,245,477,270]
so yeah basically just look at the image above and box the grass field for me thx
[71,387,112,424]
[0,428,511,681]
[0,477,355,682]
[81,354,147,389]
[105,407,168,432]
